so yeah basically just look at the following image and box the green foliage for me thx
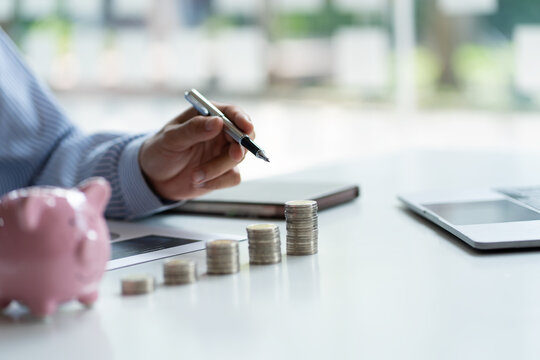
[272,6,384,39]
[28,18,72,54]
[204,14,257,35]
[453,44,512,87]
[415,47,441,88]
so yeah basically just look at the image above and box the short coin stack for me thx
[121,274,155,295]
[163,259,197,285]
[285,200,318,255]
[247,223,282,264]
[206,239,240,274]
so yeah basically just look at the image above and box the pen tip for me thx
[256,151,270,162]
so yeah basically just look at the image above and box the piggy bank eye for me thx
[68,218,76,227]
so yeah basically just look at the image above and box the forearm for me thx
[34,131,179,219]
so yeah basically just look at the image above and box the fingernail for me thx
[192,170,205,184]
[206,117,219,131]
[194,182,205,189]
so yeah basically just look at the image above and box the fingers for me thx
[174,102,254,139]
[192,144,244,186]
[172,106,200,124]
[159,158,242,200]
[229,143,246,162]
[214,103,255,139]
[194,167,241,191]
[162,116,223,151]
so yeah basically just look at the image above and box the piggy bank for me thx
[0,177,111,317]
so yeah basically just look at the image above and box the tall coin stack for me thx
[163,259,198,285]
[206,239,240,274]
[247,224,282,264]
[285,200,318,255]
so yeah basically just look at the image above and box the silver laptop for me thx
[398,186,540,249]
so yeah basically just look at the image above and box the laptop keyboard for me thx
[497,186,540,211]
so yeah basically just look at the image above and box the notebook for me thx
[171,179,360,218]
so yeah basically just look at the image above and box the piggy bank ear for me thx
[19,197,45,231]
[78,177,111,214]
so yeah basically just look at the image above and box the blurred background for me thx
[2,0,540,179]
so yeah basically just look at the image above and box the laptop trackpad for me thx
[423,199,540,225]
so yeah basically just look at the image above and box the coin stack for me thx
[163,259,198,285]
[206,239,240,274]
[285,200,318,255]
[121,274,155,295]
[247,223,282,265]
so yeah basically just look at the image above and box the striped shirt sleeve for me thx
[0,28,178,219]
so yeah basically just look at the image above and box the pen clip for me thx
[184,92,210,116]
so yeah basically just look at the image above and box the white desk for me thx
[3,150,540,360]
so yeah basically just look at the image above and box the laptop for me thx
[171,179,360,218]
[399,186,540,250]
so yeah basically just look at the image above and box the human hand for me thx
[139,104,254,200]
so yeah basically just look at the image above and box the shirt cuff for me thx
[118,135,183,219]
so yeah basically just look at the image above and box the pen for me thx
[184,89,270,162]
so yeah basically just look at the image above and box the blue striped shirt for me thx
[0,28,174,219]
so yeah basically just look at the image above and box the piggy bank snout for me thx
[78,177,111,215]
[76,229,103,266]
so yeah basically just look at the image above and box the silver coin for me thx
[286,218,317,222]
[206,240,240,275]
[206,239,239,250]
[285,208,318,214]
[249,246,281,253]
[163,259,195,273]
[285,200,319,256]
[287,250,318,256]
[121,274,155,295]
[287,244,318,249]
[287,229,318,233]
[287,219,316,223]
[249,251,281,258]
[206,262,240,269]
[285,200,317,207]
[249,253,282,259]
[207,269,240,275]
[287,233,318,237]
[286,210,317,214]
[248,232,281,238]
[247,223,279,232]
[250,259,281,265]
[163,259,198,284]
[286,220,318,225]
[247,223,282,265]
[249,242,281,248]
[286,237,318,242]
[207,259,240,266]
[248,238,280,243]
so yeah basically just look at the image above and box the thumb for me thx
[165,116,223,150]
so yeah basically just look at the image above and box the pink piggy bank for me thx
[0,177,111,317]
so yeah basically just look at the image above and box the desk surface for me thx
[3,150,540,360]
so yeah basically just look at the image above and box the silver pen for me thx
[184,89,270,162]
